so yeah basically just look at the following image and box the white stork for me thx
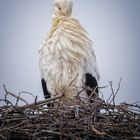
[39,0,100,102]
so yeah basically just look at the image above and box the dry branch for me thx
[0,81,140,140]
[3,84,28,105]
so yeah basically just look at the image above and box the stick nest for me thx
[0,83,140,140]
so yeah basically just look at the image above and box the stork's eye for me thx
[58,7,61,11]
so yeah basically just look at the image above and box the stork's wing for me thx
[84,47,100,81]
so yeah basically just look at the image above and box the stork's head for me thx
[53,0,73,18]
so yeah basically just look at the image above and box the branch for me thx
[3,85,28,105]
[18,94,63,110]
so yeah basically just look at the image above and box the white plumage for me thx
[39,0,100,100]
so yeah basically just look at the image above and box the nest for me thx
[0,82,140,140]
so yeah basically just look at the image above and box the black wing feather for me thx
[85,73,98,98]
[41,79,51,99]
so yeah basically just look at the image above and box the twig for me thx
[16,91,35,106]
[0,99,19,111]
[0,134,6,140]
[18,94,63,110]
[62,74,79,95]
[0,79,140,140]
[90,125,108,136]
[3,85,28,105]
[57,74,79,108]
[107,77,122,105]
[0,120,28,133]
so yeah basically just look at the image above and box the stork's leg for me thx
[41,79,51,99]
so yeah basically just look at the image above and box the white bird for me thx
[39,0,100,102]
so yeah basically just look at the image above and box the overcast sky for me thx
[0,0,140,106]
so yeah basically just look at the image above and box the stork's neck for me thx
[48,16,93,47]
[52,15,71,22]
[48,16,70,38]
[52,12,71,19]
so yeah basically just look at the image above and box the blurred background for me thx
[0,0,140,105]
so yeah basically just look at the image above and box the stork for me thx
[39,0,100,103]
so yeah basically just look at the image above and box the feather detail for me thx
[39,16,100,99]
